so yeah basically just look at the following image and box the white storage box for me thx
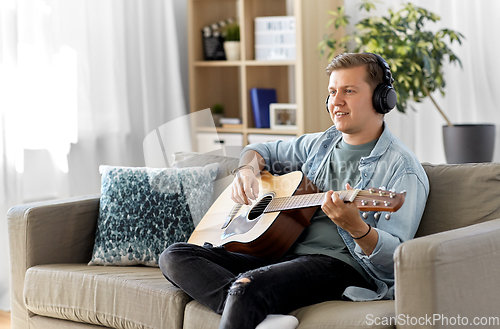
[255,16,295,32]
[196,132,243,158]
[255,45,296,60]
[254,32,296,46]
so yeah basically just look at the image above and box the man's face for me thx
[327,65,383,143]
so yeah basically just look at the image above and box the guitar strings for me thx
[262,190,400,213]
[271,191,398,203]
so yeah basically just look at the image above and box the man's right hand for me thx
[230,168,260,205]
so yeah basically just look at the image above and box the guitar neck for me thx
[264,190,358,213]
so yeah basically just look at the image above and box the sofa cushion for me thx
[417,163,500,237]
[172,151,238,202]
[29,315,110,329]
[172,151,239,180]
[24,264,191,329]
[182,300,395,329]
[291,300,395,329]
[89,164,218,266]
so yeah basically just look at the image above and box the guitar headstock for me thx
[352,188,405,214]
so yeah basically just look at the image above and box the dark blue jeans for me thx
[159,242,372,329]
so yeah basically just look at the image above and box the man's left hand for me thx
[321,184,369,239]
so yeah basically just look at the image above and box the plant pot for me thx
[212,113,223,127]
[443,124,496,164]
[223,41,240,61]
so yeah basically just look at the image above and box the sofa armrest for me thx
[394,218,500,328]
[7,194,100,329]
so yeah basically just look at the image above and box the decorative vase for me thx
[443,124,496,164]
[223,41,240,61]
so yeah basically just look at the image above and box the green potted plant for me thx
[318,1,495,163]
[212,103,224,127]
[223,23,240,61]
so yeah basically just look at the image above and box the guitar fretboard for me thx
[264,190,358,213]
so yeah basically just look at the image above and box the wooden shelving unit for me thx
[188,0,343,148]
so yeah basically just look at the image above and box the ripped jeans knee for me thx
[228,275,252,296]
[222,267,278,326]
[228,264,273,296]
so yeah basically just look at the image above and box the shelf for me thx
[194,60,296,67]
[194,61,243,67]
[188,0,343,152]
[196,127,298,135]
[245,60,296,66]
[246,128,297,135]
[192,66,241,119]
[197,127,244,134]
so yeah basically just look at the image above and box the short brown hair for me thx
[326,53,384,91]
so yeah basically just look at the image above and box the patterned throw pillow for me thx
[88,163,219,266]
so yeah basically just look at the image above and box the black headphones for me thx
[325,53,397,114]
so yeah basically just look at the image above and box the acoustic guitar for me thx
[188,170,405,261]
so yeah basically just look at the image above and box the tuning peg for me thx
[400,190,407,196]
[379,186,387,191]
[385,213,391,220]
[362,212,369,219]
[389,188,396,193]
[374,212,381,220]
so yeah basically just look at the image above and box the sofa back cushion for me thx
[172,151,239,201]
[416,162,500,237]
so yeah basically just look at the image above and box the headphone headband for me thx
[367,53,397,114]
[369,53,394,87]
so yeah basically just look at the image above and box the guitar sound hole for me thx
[247,195,273,220]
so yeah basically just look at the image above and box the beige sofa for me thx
[8,162,500,329]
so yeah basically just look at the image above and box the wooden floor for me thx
[0,311,10,329]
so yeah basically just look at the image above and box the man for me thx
[160,53,429,329]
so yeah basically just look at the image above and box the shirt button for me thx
[364,173,368,177]
[324,145,327,148]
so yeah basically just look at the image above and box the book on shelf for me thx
[219,117,242,125]
[250,88,277,128]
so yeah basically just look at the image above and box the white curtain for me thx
[345,0,500,164]
[0,0,189,311]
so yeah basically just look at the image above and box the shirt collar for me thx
[327,122,392,160]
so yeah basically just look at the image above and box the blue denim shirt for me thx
[242,123,429,301]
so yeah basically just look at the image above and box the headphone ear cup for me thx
[325,95,330,113]
[372,84,397,114]
[372,84,385,114]
[385,87,397,112]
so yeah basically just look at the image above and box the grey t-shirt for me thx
[287,138,378,282]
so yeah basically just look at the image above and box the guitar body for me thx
[188,170,320,261]
[188,170,406,261]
